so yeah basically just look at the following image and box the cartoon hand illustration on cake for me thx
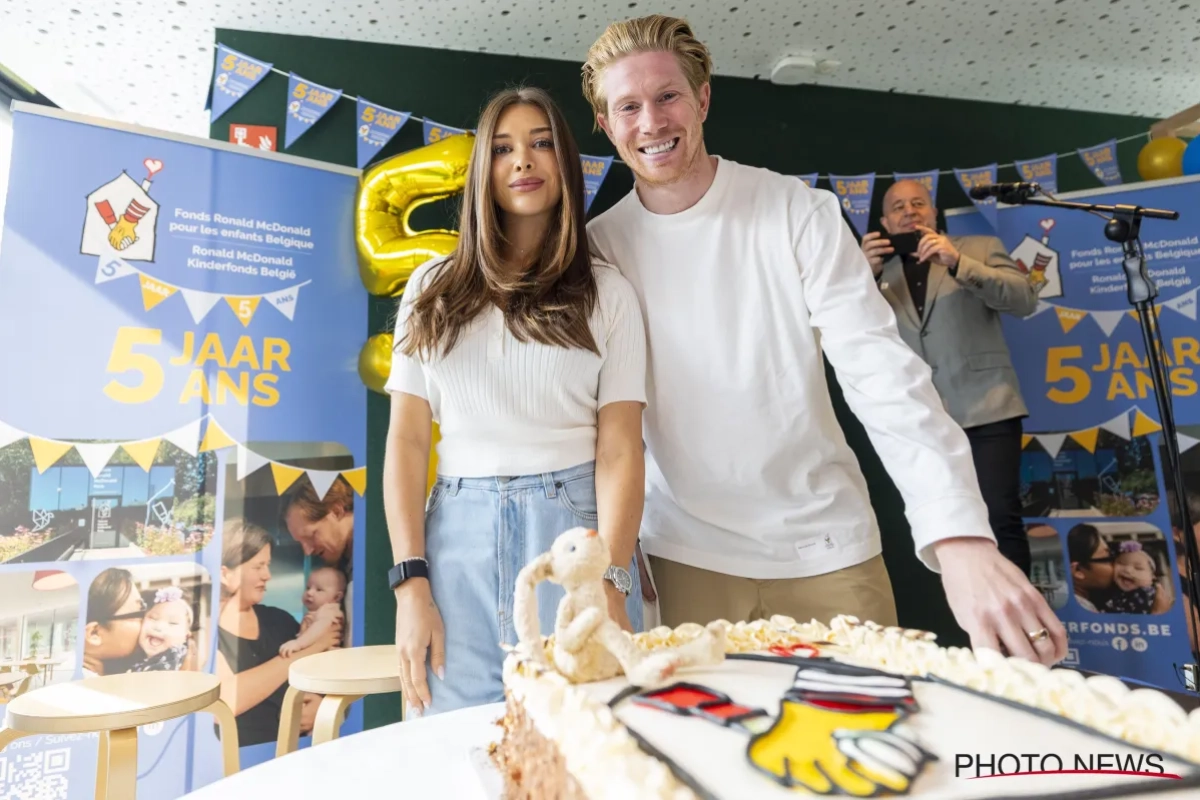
[632,660,934,797]
[513,527,725,686]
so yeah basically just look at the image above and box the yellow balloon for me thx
[355,133,475,296]
[357,332,394,395]
[1137,136,1186,181]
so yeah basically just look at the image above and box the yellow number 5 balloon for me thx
[354,133,474,297]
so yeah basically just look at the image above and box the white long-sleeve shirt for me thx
[386,259,647,478]
[587,156,994,579]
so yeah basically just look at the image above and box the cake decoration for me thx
[511,527,726,687]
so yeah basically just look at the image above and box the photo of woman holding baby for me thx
[1067,522,1175,615]
[215,518,342,747]
[83,566,208,677]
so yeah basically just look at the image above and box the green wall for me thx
[209,29,1155,729]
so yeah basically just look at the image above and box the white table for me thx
[181,703,504,799]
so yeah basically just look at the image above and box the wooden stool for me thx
[0,672,239,799]
[277,646,401,756]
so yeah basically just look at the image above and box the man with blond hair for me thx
[582,14,1067,665]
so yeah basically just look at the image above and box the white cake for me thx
[493,615,1200,799]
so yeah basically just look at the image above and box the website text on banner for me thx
[946,176,1200,692]
[0,105,366,800]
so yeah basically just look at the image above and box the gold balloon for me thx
[355,133,475,296]
[357,332,394,395]
[1137,136,1186,181]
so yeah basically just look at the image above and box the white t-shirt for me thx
[587,156,994,580]
[386,258,647,477]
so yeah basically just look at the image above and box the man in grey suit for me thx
[862,179,1038,576]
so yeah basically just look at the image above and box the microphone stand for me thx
[998,188,1200,693]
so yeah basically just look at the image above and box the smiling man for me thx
[582,15,1067,665]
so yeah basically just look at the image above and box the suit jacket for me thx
[876,234,1036,429]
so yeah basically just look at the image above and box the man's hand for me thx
[934,537,1068,666]
[913,225,960,268]
[860,232,893,276]
[605,583,634,633]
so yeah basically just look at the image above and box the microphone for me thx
[968,181,1040,201]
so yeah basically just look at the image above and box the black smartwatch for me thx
[388,557,430,590]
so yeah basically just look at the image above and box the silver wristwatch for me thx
[603,565,633,595]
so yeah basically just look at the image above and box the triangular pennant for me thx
[1077,139,1122,186]
[954,163,998,230]
[1054,306,1087,333]
[210,44,273,123]
[1132,409,1162,437]
[122,438,162,471]
[1091,310,1126,337]
[139,274,178,311]
[180,289,223,324]
[581,154,615,213]
[1036,434,1068,460]
[356,97,411,169]
[0,420,27,450]
[306,469,340,501]
[1013,154,1059,196]
[1178,433,1200,453]
[796,173,818,188]
[75,442,121,478]
[1099,410,1131,441]
[423,119,471,145]
[236,446,271,481]
[341,466,367,496]
[225,296,262,327]
[95,254,138,285]
[1030,300,1055,318]
[163,419,202,456]
[29,437,73,474]
[1021,434,1034,449]
[1162,289,1198,321]
[892,169,940,205]
[1069,427,1100,454]
[270,462,306,494]
[828,173,876,237]
[199,420,238,452]
[285,73,343,148]
[264,281,309,321]
[1127,307,1163,321]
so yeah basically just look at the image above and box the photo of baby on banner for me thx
[1066,521,1175,617]
[215,444,355,748]
[82,562,212,677]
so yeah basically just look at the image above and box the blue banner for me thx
[946,176,1200,692]
[796,173,818,189]
[0,107,366,798]
[893,169,940,204]
[210,44,272,123]
[954,163,999,230]
[356,97,410,168]
[581,154,614,213]
[828,173,875,238]
[1014,153,1059,196]
[285,73,343,148]
[423,119,471,145]
[1078,139,1123,187]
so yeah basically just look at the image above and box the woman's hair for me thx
[1067,523,1102,564]
[282,476,354,523]
[398,86,599,360]
[221,518,273,571]
[87,568,135,625]
[581,15,713,124]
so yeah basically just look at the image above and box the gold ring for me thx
[1027,628,1049,643]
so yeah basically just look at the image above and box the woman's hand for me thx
[299,692,320,734]
[282,623,342,661]
[395,578,445,717]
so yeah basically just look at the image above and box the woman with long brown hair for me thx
[383,86,647,717]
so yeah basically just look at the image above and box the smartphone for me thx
[888,231,923,257]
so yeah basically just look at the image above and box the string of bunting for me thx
[1027,288,1199,338]
[0,415,365,500]
[207,44,1150,227]
[96,252,311,326]
[1019,406,1198,460]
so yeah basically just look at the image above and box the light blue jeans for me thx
[423,460,643,716]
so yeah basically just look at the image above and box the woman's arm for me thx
[215,625,341,716]
[596,401,646,631]
[384,390,447,715]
